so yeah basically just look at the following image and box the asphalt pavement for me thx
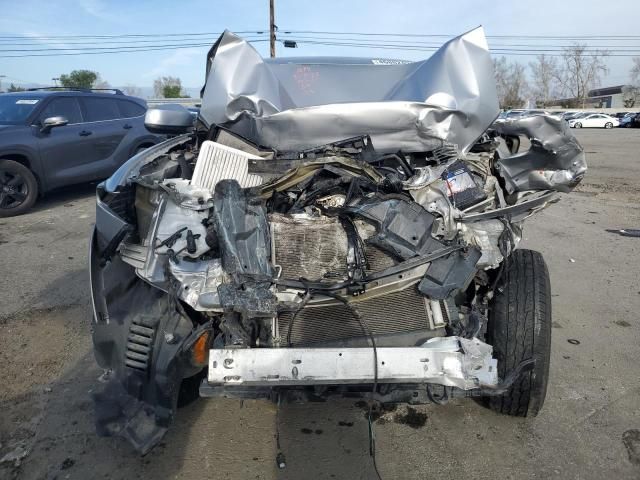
[0,128,639,480]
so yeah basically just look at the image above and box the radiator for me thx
[271,213,433,345]
[278,287,432,346]
[191,140,263,191]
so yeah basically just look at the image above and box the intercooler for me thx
[271,214,440,346]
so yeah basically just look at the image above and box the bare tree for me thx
[123,84,142,97]
[94,74,111,90]
[621,85,640,108]
[529,54,560,107]
[631,57,640,84]
[557,44,609,107]
[494,57,529,109]
[153,76,183,98]
[623,58,640,107]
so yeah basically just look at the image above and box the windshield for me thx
[0,95,41,124]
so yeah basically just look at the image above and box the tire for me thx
[574,122,582,128]
[605,122,613,129]
[485,249,551,417]
[134,145,151,155]
[0,159,38,217]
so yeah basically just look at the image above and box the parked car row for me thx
[0,87,165,217]
[567,113,618,129]
[496,109,640,129]
[618,112,640,128]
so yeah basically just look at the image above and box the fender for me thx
[0,143,47,193]
[128,133,164,158]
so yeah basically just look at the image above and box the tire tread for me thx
[487,249,551,417]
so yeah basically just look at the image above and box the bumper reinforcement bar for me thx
[207,337,498,390]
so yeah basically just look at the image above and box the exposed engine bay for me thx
[89,27,586,453]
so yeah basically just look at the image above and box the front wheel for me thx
[0,159,38,217]
[485,249,552,417]
[574,122,582,128]
[604,122,613,129]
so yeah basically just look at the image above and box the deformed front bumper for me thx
[207,337,498,391]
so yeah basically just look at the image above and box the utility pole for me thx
[0,75,5,92]
[52,77,60,86]
[269,0,276,58]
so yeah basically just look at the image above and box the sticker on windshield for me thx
[371,59,411,65]
[16,99,39,105]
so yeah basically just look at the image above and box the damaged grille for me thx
[279,286,431,346]
[125,319,156,371]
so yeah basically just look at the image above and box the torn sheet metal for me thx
[493,115,587,193]
[200,28,499,153]
[208,336,497,390]
[460,220,507,269]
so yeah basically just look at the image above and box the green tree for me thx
[59,70,98,89]
[153,76,183,98]
[162,84,182,98]
[7,83,26,92]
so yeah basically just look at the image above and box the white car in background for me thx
[568,113,619,129]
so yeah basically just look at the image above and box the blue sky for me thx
[0,0,638,93]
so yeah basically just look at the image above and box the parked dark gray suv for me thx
[0,88,161,216]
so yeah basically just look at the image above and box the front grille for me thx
[125,318,156,371]
[279,286,431,346]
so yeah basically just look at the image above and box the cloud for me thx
[144,48,205,79]
[21,30,73,50]
[78,0,123,23]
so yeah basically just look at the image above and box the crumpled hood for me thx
[200,27,500,153]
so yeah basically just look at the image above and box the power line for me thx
[2,39,636,58]
[280,30,640,40]
[286,40,640,57]
[0,40,269,58]
[0,30,265,40]
[279,34,640,49]
[1,30,638,58]
[2,34,636,51]
[1,35,636,55]
[1,30,639,42]
[0,35,269,47]
[0,37,268,52]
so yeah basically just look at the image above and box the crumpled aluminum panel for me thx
[493,115,587,193]
[200,28,499,154]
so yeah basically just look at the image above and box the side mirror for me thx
[41,116,68,133]
[144,104,194,134]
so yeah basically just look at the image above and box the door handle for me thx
[79,130,93,137]
[123,124,133,130]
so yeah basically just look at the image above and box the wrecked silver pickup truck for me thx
[89,28,586,453]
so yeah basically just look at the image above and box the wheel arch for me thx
[0,152,44,196]
[129,135,162,158]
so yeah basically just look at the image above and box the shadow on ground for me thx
[29,182,98,215]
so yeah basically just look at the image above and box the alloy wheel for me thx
[0,169,29,210]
